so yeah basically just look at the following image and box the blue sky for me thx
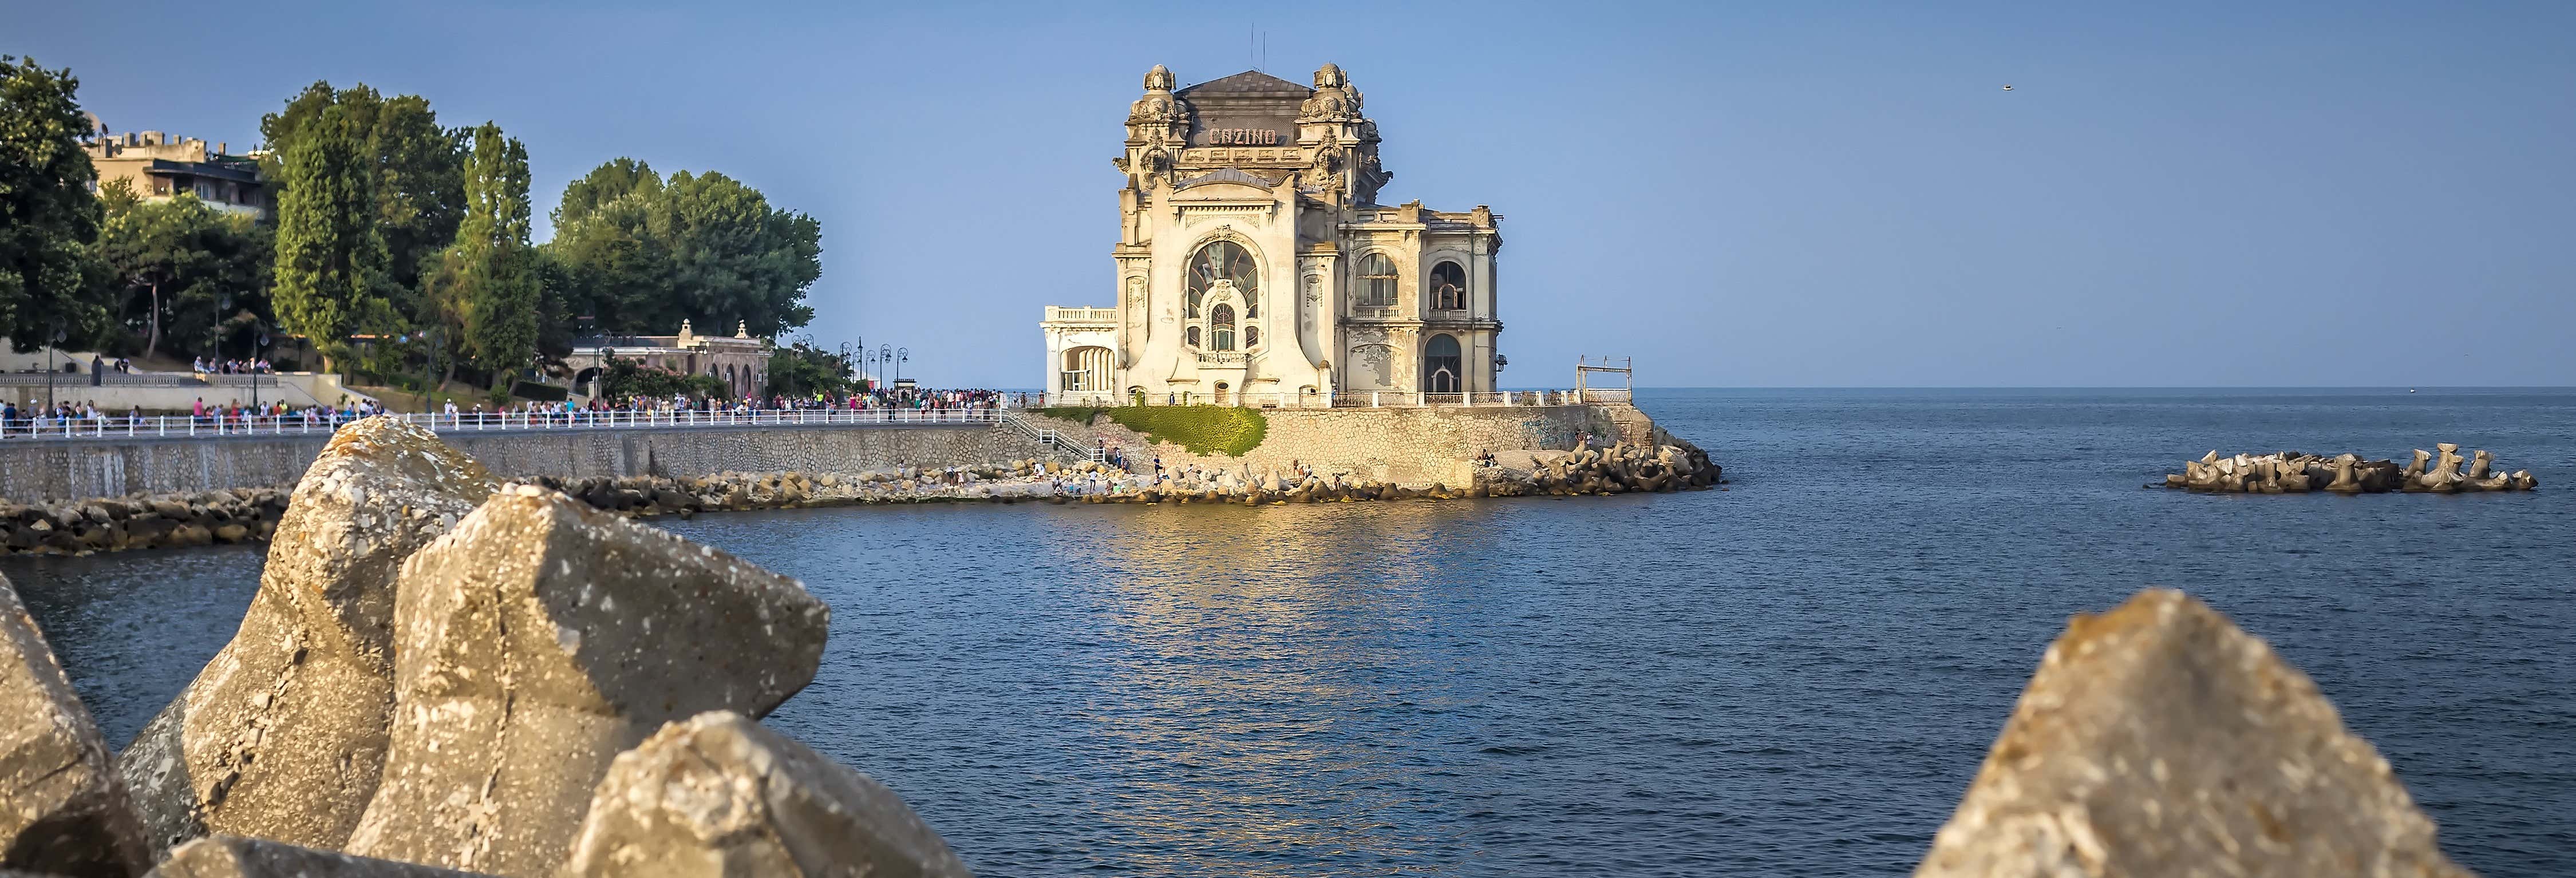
[17,1,2572,387]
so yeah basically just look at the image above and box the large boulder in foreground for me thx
[147,835,491,877]
[564,711,969,877]
[1,574,153,877]
[120,416,496,858]
[346,488,829,877]
[1914,588,2474,878]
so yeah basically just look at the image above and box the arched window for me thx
[1432,261,1467,311]
[1423,334,1462,393]
[1358,254,1397,307]
[1210,303,1236,351]
[1187,240,1258,319]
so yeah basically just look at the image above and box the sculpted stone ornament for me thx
[1,573,153,877]
[346,487,829,877]
[562,712,970,878]
[1915,589,2473,878]
[121,416,498,859]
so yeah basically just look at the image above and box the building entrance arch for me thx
[1423,334,1462,393]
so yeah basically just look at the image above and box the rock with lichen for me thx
[119,416,497,858]
[562,711,970,877]
[345,487,829,877]
[1914,588,2475,878]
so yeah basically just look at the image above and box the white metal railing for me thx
[1012,390,1591,410]
[0,406,1002,442]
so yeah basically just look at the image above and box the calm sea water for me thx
[9,389,2573,876]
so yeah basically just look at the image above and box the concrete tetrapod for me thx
[119,417,498,858]
[345,487,829,877]
[0,574,153,877]
[1914,589,2473,878]
[145,836,492,877]
[563,711,970,878]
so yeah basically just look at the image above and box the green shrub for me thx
[1032,406,1111,425]
[1107,405,1267,456]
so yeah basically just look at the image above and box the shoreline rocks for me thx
[2,572,153,876]
[1915,589,2473,877]
[344,487,830,877]
[0,417,957,875]
[2163,446,2537,494]
[118,418,498,860]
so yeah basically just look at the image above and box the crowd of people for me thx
[0,397,395,436]
[0,381,1018,437]
[192,357,274,375]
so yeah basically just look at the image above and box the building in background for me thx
[1041,63,1504,405]
[558,319,772,400]
[82,129,269,219]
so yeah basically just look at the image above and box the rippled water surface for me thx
[9,389,2574,876]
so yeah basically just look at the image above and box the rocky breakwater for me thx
[0,490,287,556]
[0,416,971,877]
[2163,444,2538,493]
[1916,588,2476,877]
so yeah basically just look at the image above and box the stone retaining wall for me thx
[1036,404,1638,487]
[0,425,1054,503]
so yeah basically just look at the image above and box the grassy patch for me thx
[1032,406,1112,425]
[1107,406,1267,456]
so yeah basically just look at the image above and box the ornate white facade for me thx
[1042,64,1504,404]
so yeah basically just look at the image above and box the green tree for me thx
[551,157,659,228]
[546,161,820,338]
[259,82,464,302]
[598,355,724,401]
[450,121,538,387]
[94,185,273,359]
[270,104,393,367]
[763,341,850,398]
[0,56,110,353]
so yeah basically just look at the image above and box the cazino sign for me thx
[1202,127,1283,146]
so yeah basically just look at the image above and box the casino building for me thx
[1041,63,1504,404]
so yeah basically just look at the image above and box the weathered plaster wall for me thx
[0,425,1053,503]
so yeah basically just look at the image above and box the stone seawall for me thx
[1037,404,1646,488]
[0,425,1054,504]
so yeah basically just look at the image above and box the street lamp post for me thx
[895,347,908,387]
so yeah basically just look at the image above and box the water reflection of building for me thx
[1047,500,1506,875]
[560,319,771,398]
[1042,64,1505,405]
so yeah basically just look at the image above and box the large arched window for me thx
[1358,254,1397,307]
[1431,261,1467,311]
[1187,240,1258,319]
[1210,303,1236,351]
[1423,334,1462,393]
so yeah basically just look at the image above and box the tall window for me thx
[1432,261,1467,311]
[1210,304,1236,351]
[1423,334,1463,393]
[1187,240,1258,319]
[1359,254,1398,307]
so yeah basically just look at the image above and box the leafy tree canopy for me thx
[0,56,110,352]
[93,188,273,360]
[259,81,464,299]
[270,104,395,357]
[548,162,819,339]
[764,340,850,398]
[598,355,725,402]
